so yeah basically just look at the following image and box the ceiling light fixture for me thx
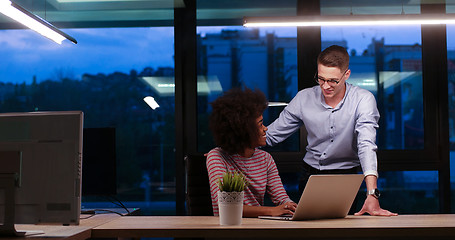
[243,14,455,27]
[0,0,77,44]
[144,96,160,110]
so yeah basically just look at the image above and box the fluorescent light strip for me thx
[0,0,77,44]
[268,102,288,107]
[245,20,455,27]
[244,14,455,27]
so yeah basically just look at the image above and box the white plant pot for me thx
[218,191,244,225]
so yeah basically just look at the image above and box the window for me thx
[0,27,176,215]
[321,25,438,213]
[321,26,424,150]
[446,24,455,212]
[196,26,301,202]
[196,26,299,153]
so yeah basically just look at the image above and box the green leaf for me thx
[218,170,248,192]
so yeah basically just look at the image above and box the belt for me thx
[302,160,360,175]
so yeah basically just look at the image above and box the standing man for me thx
[266,45,397,216]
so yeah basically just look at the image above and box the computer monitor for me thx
[82,127,117,196]
[0,111,83,235]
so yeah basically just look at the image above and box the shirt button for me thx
[330,126,333,129]
[331,140,334,142]
[323,153,326,155]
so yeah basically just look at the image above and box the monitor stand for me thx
[0,152,44,237]
[0,173,26,237]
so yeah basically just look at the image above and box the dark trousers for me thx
[298,161,361,215]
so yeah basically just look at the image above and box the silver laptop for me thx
[259,174,364,221]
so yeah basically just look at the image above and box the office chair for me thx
[184,155,213,216]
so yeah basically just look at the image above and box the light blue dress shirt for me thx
[266,83,379,177]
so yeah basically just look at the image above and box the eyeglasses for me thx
[314,69,348,86]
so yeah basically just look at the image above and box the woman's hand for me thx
[242,202,297,217]
[269,202,297,216]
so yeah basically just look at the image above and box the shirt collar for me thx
[318,82,352,110]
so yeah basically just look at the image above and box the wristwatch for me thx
[366,188,381,199]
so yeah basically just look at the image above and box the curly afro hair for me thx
[209,87,268,155]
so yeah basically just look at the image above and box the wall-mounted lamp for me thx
[0,0,77,44]
[244,14,455,27]
[144,96,160,110]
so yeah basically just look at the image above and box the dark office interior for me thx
[1,0,455,218]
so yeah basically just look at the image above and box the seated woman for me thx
[206,87,297,218]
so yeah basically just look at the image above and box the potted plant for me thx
[217,171,248,225]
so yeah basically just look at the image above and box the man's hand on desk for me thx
[354,195,398,216]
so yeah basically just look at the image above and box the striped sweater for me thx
[206,147,292,216]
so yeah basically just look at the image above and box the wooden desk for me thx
[2,214,121,240]
[91,214,455,239]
